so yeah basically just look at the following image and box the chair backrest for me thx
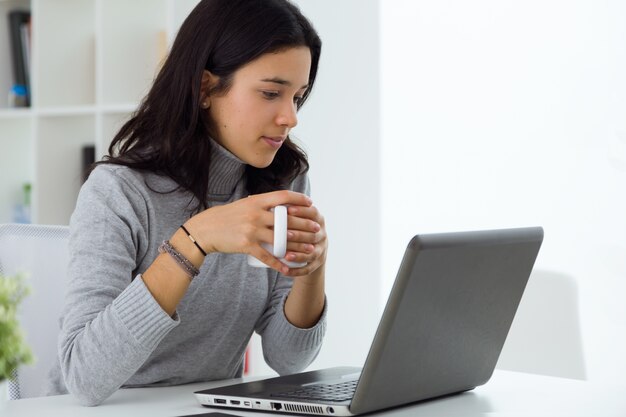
[0,223,69,399]
[496,269,587,380]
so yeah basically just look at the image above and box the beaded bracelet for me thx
[158,240,200,279]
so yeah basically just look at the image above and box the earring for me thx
[201,101,210,109]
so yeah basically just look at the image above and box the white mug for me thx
[247,205,307,269]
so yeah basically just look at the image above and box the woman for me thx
[45,0,328,406]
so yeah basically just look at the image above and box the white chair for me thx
[496,269,587,380]
[0,223,69,399]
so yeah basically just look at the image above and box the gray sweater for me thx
[45,140,327,406]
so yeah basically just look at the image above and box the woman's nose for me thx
[276,100,298,128]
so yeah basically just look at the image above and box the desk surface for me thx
[4,370,626,417]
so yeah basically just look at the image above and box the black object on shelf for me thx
[82,145,95,183]
[8,10,31,106]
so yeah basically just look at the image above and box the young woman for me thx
[45,0,328,406]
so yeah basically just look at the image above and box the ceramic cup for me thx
[247,205,307,269]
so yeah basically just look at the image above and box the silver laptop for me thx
[194,227,544,416]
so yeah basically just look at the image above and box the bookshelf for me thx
[0,0,201,225]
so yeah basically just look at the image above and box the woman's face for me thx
[205,46,312,168]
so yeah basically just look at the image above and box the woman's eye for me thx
[262,91,279,100]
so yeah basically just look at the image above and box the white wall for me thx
[248,0,381,376]
[381,0,626,385]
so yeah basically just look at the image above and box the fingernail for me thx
[288,231,294,238]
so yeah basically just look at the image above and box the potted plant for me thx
[0,273,33,405]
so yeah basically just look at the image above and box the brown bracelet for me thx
[180,224,207,256]
[158,240,200,279]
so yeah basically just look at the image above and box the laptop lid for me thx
[350,226,543,414]
[195,227,543,416]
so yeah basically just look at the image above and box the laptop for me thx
[194,227,544,416]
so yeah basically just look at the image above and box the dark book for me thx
[8,10,31,106]
[82,145,95,183]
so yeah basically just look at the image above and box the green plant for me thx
[0,273,33,382]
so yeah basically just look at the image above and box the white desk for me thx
[4,370,626,417]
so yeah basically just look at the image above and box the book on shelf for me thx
[82,145,95,183]
[7,9,31,107]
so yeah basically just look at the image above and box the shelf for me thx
[0,108,33,119]
[0,104,136,119]
[100,103,137,114]
[36,106,97,117]
[1,0,202,225]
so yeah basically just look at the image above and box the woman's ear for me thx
[200,70,217,109]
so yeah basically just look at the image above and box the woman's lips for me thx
[262,136,285,149]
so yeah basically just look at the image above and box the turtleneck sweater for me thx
[44,139,327,406]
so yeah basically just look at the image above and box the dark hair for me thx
[92,0,321,212]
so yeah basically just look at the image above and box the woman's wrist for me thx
[182,212,217,256]
[285,264,326,328]
[180,224,207,256]
[170,227,206,269]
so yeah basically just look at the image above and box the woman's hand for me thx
[283,204,327,277]
[184,190,314,275]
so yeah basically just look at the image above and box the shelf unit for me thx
[0,0,200,225]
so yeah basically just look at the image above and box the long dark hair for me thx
[93,0,321,212]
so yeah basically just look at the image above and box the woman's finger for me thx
[286,241,315,254]
[284,260,319,277]
[249,245,290,275]
[284,250,314,264]
[287,230,322,244]
[287,204,319,219]
[254,228,275,246]
[252,190,313,210]
[287,216,321,233]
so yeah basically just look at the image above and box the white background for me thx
[379,0,626,384]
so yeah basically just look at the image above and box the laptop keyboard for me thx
[271,380,358,402]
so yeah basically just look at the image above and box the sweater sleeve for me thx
[255,276,327,375]
[254,172,327,374]
[58,167,179,406]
